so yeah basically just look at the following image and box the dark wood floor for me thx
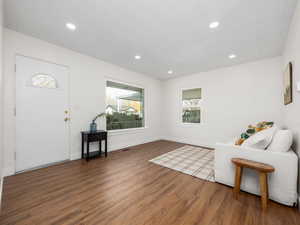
[0,140,299,225]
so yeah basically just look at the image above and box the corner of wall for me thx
[0,0,4,205]
[282,0,300,196]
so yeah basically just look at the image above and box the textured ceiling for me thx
[4,0,298,79]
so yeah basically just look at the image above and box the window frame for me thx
[180,87,202,126]
[105,78,147,133]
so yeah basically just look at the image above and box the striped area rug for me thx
[149,145,215,182]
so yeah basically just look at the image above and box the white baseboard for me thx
[70,137,160,160]
[3,166,15,177]
[6,137,161,175]
[162,136,215,149]
[109,137,160,152]
[6,136,210,176]
[6,136,211,176]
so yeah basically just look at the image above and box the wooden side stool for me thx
[231,158,275,210]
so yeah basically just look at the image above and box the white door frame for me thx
[14,54,71,173]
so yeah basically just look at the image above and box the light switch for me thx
[297,82,300,92]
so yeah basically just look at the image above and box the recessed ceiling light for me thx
[209,21,219,29]
[66,23,76,31]
[135,55,141,60]
[228,54,237,59]
[168,70,173,74]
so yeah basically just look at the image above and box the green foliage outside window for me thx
[106,112,143,130]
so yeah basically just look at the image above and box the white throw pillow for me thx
[267,130,293,152]
[242,126,277,149]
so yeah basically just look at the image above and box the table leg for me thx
[105,137,107,157]
[81,134,84,159]
[99,140,102,157]
[234,165,243,199]
[260,172,268,210]
[87,140,90,162]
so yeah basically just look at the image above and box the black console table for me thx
[81,130,108,161]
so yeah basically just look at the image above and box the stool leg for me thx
[234,166,243,199]
[259,172,268,210]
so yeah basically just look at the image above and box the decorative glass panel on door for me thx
[31,74,57,89]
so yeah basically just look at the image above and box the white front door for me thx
[16,55,70,172]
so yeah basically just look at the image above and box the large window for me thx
[106,81,144,130]
[182,88,201,123]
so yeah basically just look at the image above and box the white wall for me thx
[162,57,284,148]
[282,0,300,195]
[3,29,162,176]
[2,23,291,178]
[283,0,300,157]
[0,0,4,198]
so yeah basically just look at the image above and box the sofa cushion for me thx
[267,130,293,152]
[242,126,277,149]
[235,121,274,145]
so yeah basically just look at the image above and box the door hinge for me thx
[14,107,16,116]
[15,64,16,72]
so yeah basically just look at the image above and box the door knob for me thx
[64,118,70,122]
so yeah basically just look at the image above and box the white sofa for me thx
[214,143,298,206]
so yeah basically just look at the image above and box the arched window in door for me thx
[31,74,57,89]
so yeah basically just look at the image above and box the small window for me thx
[31,74,57,89]
[182,88,201,123]
[106,81,145,130]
